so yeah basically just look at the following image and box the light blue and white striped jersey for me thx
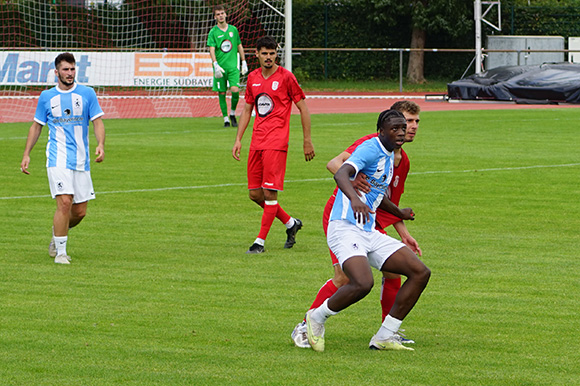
[34,83,104,171]
[329,136,395,232]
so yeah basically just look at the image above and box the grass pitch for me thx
[1,108,579,385]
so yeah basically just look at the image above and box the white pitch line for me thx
[1,163,578,200]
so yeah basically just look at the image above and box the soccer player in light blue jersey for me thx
[306,109,430,352]
[21,52,106,264]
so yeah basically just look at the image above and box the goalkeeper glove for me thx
[213,61,224,78]
[241,60,249,75]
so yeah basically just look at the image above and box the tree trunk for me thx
[406,27,426,84]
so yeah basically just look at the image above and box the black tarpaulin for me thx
[447,63,580,104]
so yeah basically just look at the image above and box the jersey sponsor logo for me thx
[220,39,233,53]
[252,83,261,87]
[272,81,279,91]
[256,93,274,117]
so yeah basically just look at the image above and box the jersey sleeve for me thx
[87,87,104,121]
[286,71,306,104]
[345,133,377,154]
[244,72,256,104]
[207,27,216,47]
[33,91,48,125]
[233,26,242,47]
[344,140,377,177]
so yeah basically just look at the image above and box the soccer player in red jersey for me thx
[292,101,422,348]
[232,36,315,254]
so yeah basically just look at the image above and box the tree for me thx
[405,0,472,83]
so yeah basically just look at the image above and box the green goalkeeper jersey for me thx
[207,24,242,70]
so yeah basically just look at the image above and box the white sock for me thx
[224,116,230,123]
[375,314,403,340]
[311,299,338,325]
[285,218,296,229]
[253,238,265,246]
[230,110,236,116]
[54,236,68,256]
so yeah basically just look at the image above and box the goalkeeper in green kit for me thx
[207,4,248,127]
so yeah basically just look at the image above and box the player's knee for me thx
[351,278,373,297]
[413,264,431,287]
[249,190,263,203]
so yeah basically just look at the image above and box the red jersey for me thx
[245,66,306,151]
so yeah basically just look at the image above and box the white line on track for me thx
[2,163,578,201]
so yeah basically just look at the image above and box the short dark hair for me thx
[376,109,405,132]
[390,100,421,115]
[55,52,75,68]
[256,36,278,51]
[213,4,225,14]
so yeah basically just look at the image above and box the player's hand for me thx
[95,145,105,163]
[351,199,374,225]
[400,234,422,256]
[303,141,315,161]
[241,61,248,75]
[352,173,371,196]
[20,156,30,175]
[232,140,242,161]
[399,208,415,221]
[213,61,224,78]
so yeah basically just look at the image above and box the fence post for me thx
[399,49,403,92]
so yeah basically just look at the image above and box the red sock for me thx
[380,277,401,322]
[257,201,291,224]
[257,202,278,240]
[306,279,338,319]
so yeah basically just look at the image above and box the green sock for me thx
[230,92,239,115]
[218,93,228,117]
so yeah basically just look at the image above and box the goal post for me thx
[0,0,288,123]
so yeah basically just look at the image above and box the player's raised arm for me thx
[295,99,315,161]
[232,102,253,161]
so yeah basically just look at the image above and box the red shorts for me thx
[323,190,388,266]
[247,149,287,191]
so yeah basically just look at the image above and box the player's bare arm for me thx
[295,99,315,161]
[20,121,43,174]
[334,163,373,224]
[232,102,254,161]
[393,221,422,256]
[93,117,105,163]
[378,196,415,221]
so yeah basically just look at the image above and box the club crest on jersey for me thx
[220,39,232,53]
[229,31,233,38]
[255,92,274,117]
[272,81,279,91]
[393,175,399,187]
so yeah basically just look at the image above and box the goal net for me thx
[0,0,286,123]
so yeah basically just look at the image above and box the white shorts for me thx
[327,220,405,270]
[47,167,95,203]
